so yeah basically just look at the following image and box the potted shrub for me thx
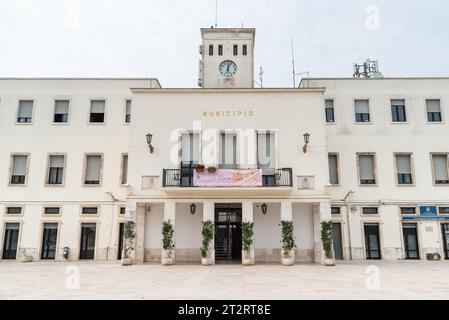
[195,164,205,173]
[121,220,136,266]
[426,253,441,261]
[200,220,214,265]
[207,166,217,174]
[242,222,254,266]
[280,220,296,266]
[321,220,335,266]
[161,219,175,265]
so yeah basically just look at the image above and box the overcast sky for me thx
[0,0,448,87]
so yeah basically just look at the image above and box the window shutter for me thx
[355,100,369,113]
[12,155,27,175]
[55,100,69,114]
[433,155,448,180]
[325,100,334,109]
[86,156,101,181]
[328,155,339,184]
[50,155,64,168]
[90,100,105,113]
[125,100,131,115]
[359,155,375,180]
[426,99,441,113]
[396,155,411,174]
[122,155,128,184]
[391,99,405,107]
[18,100,33,117]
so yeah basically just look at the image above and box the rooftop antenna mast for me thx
[215,0,218,28]
[291,36,296,88]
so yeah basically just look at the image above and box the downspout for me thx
[343,190,355,260]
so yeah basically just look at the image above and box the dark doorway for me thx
[332,222,344,260]
[41,223,58,260]
[442,224,449,260]
[364,223,381,260]
[214,203,242,262]
[2,223,20,260]
[403,223,419,259]
[80,223,96,260]
[118,222,125,260]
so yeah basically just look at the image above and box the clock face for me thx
[219,60,237,77]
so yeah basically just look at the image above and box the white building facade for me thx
[1,28,448,264]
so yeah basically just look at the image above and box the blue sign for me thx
[419,206,438,216]
[402,216,449,221]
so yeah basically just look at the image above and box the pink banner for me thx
[193,169,263,187]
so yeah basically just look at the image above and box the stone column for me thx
[242,201,254,265]
[162,201,176,264]
[202,201,215,264]
[134,203,145,265]
[280,200,294,262]
[313,201,332,264]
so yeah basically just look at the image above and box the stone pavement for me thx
[0,260,448,300]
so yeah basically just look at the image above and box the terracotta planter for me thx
[207,166,217,173]
[195,165,205,173]
[323,258,335,266]
[162,257,174,266]
[121,258,133,266]
[201,257,213,266]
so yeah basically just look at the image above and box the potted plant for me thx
[161,219,175,265]
[200,220,214,265]
[121,220,136,266]
[280,220,296,266]
[207,166,217,174]
[321,220,335,266]
[426,253,441,261]
[195,164,205,173]
[242,222,254,266]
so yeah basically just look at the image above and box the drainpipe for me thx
[343,190,355,260]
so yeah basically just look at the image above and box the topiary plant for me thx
[280,220,296,255]
[321,220,334,259]
[123,220,136,259]
[200,220,214,258]
[162,219,174,257]
[242,221,254,253]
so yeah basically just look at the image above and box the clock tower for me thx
[198,27,255,89]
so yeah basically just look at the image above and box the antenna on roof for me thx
[214,0,218,28]
[353,59,383,78]
[291,36,296,88]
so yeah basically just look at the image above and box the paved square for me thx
[1,261,448,300]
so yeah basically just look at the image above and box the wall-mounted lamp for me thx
[261,203,268,215]
[190,203,196,215]
[302,132,310,153]
[146,133,154,153]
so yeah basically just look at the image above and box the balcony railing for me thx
[162,164,293,188]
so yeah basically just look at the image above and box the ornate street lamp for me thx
[146,133,154,153]
[302,132,310,153]
[261,203,268,215]
[190,203,196,215]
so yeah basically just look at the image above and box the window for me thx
[426,99,442,122]
[54,100,69,123]
[125,100,131,123]
[41,223,58,260]
[47,155,65,185]
[219,132,237,169]
[44,207,60,215]
[391,99,406,122]
[358,154,376,185]
[121,154,128,185]
[120,207,126,215]
[181,132,200,165]
[89,100,105,123]
[257,131,275,169]
[328,154,339,185]
[10,155,28,185]
[209,44,213,56]
[17,100,33,123]
[233,44,238,56]
[439,207,449,215]
[218,45,223,56]
[432,154,449,185]
[6,207,22,215]
[242,44,247,56]
[362,207,378,214]
[84,155,102,185]
[355,100,370,122]
[82,207,98,215]
[325,99,335,123]
[400,207,416,215]
[331,207,341,215]
[395,154,413,185]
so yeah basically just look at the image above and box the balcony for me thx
[162,164,293,196]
